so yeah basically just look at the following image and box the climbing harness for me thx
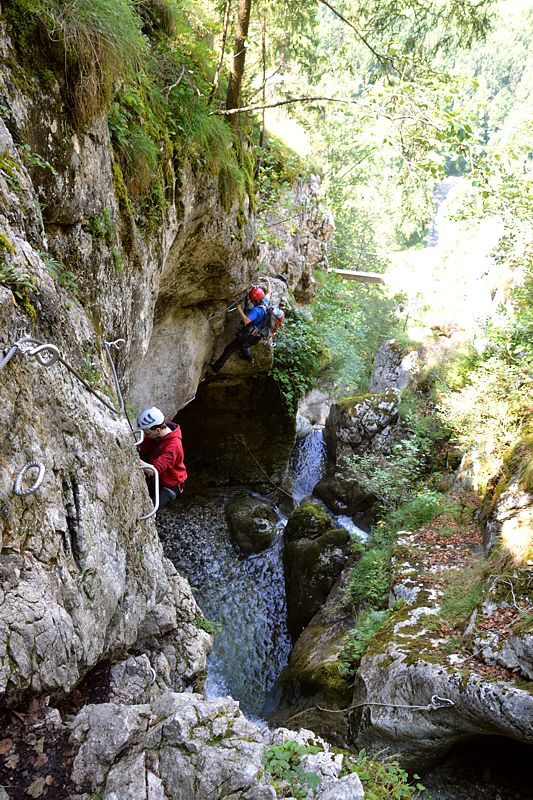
[13,461,45,496]
[139,463,159,520]
[1,337,127,415]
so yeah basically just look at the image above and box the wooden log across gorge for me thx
[328,269,386,284]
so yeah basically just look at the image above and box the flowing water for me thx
[289,428,327,505]
[157,499,291,719]
[158,426,365,719]
[288,427,369,540]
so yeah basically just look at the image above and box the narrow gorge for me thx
[0,1,531,799]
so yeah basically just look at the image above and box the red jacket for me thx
[139,423,187,488]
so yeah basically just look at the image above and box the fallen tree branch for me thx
[213,95,363,115]
[234,434,293,498]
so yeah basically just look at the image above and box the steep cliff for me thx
[0,1,332,710]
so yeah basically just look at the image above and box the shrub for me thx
[378,489,443,541]
[262,740,322,799]
[346,548,391,609]
[339,608,392,676]
[342,750,425,799]
[271,310,330,412]
[312,272,401,394]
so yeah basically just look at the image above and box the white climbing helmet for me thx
[137,406,165,429]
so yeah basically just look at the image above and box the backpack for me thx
[261,304,285,338]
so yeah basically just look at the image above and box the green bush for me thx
[262,739,322,799]
[312,272,401,394]
[346,548,391,609]
[342,750,425,799]
[437,257,533,490]
[338,608,392,676]
[271,310,330,412]
[378,489,443,541]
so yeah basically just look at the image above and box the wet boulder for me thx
[225,495,278,554]
[313,468,379,519]
[283,503,351,640]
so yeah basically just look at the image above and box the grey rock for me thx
[316,773,365,800]
[313,471,378,517]
[67,693,359,800]
[225,495,278,554]
[70,703,151,788]
[370,340,419,392]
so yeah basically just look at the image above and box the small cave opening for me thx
[419,734,533,800]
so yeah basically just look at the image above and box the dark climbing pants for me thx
[211,331,260,373]
[146,476,183,511]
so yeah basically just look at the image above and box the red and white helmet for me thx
[249,286,265,302]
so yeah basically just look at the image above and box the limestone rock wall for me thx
[0,9,333,713]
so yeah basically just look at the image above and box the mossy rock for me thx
[284,526,350,640]
[225,495,278,554]
[284,501,332,542]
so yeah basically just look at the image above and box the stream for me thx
[157,426,359,719]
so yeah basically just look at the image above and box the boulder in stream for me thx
[224,495,278,554]
[283,503,352,640]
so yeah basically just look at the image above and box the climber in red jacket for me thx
[137,406,187,510]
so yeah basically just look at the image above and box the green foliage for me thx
[378,490,443,542]
[38,250,79,294]
[346,389,450,512]
[192,615,221,635]
[270,310,330,412]
[311,272,401,395]
[342,750,425,800]
[439,565,484,628]
[339,608,392,676]
[18,142,57,174]
[0,231,37,317]
[437,254,533,490]
[262,739,322,799]
[346,548,391,609]
[4,0,146,124]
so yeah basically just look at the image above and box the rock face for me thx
[277,569,357,746]
[259,175,335,302]
[0,4,333,710]
[324,389,402,465]
[315,389,403,524]
[349,521,533,770]
[0,96,211,704]
[369,340,419,392]
[0,13,348,798]
[67,691,364,800]
[225,495,278,554]
[283,503,351,640]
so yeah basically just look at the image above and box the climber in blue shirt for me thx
[209,278,271,374]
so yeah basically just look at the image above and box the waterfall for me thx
[289,427,327,505]
[158,427,366,719]
[425,176,462,247]
[288,427,369,540]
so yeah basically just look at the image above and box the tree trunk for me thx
[208,0,232,105]
[225,0,253,123]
